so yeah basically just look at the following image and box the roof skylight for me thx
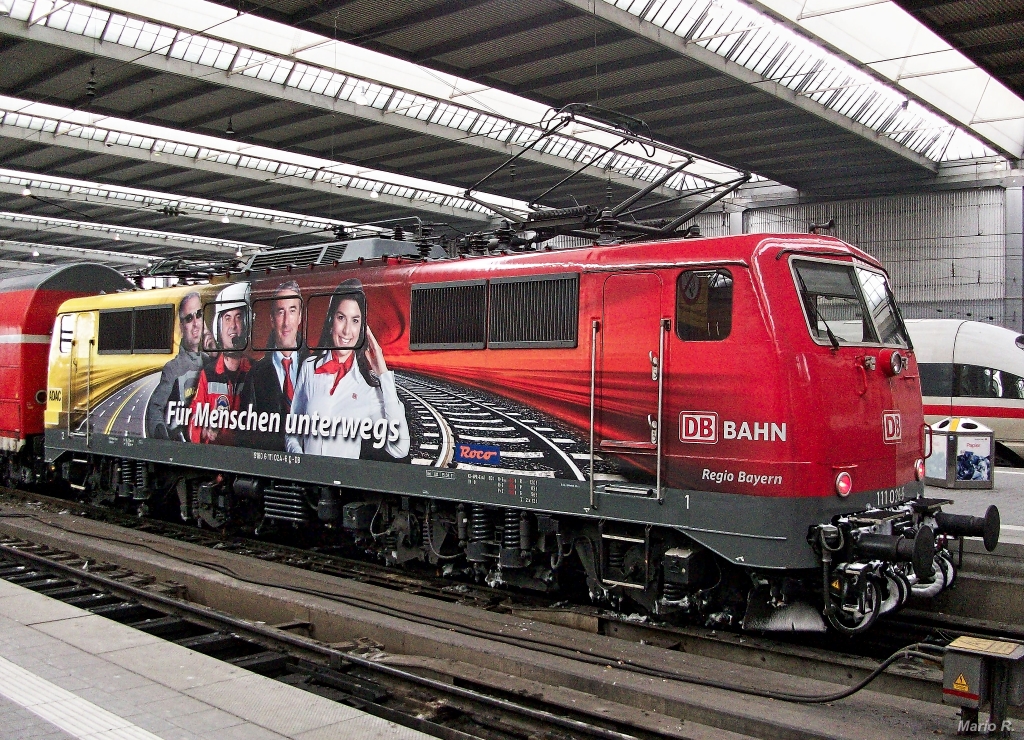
[0,168,378,235]
[0,0,748,192]
[0,210,266,254]
[603,0,1001,161]
[0,95,511,220]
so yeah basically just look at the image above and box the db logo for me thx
[679,412,718,444]
[883,411,902,443]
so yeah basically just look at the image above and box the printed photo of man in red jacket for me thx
[189,282,251,445]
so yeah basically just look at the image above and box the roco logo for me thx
[454,443,501,465]
[882,411,902,444]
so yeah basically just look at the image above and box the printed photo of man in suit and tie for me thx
[240,280,306,450]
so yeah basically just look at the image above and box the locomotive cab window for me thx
[792,259,910,348]
[675,269,732,341]
[57,314,75,354]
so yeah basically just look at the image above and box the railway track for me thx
[0,524,972,740]
[0,536,675,740]
[2,484,1020,716]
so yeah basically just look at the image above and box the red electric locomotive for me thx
[35,230,998,634]
[32,107,1008,632]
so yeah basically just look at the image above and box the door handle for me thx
[647,415,658,444]
[649,351,659,381]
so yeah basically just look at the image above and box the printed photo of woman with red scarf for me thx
[285,278,410,459]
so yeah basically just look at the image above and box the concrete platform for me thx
[929,467,1024,545]
[0,578,429,740]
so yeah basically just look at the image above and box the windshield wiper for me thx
[821,321,841,351]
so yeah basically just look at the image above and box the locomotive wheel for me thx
[827,579,881,635]
[879,572,908,615]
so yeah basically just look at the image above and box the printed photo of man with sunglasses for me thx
[145,290,207,440]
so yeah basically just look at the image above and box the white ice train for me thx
[904,319,1024,465]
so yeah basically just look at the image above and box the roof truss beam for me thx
[0,119,490,223]
[557,0,938,172]
[0,237,150,264]
[0,13,690,199]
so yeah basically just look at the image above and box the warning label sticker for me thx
[953,674,969,693]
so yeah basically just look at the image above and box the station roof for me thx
[0,0,1018,276]
[894,0,1024,102]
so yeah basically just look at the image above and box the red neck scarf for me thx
[315,351,355,395]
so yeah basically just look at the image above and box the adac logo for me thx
[455,443,501,465]
[882,411,902,443]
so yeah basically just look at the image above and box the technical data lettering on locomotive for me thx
[252,451,301,465]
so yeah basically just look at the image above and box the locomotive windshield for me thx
[792,259,909,348]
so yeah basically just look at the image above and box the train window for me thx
[855,269,909,348]
[99,307,175,354]
[675,269,732,341]
[792,260,877,345]
[488,274,578,348]
[306,290,366,351]
[57,314,74,354]
[131,306,174,354]
[251,293,304,353]
[919,363,955,396]
[410,281,486,350]
[955,364,1024,400]
[202,301,251,353]
[97,309,133,354]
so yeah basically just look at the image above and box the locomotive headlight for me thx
[879,349,905,376]
[915,458,925,481]
[835,471,853,497]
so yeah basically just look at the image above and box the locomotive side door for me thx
[67,312,95,438]
[599,272,664,460]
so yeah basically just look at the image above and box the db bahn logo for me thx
[883,411,902,443]
[679,412,718,444]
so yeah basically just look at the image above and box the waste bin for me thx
[925,417,995,489]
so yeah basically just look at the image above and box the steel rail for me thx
[0,540,641,740]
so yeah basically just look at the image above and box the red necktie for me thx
[282,358,294,403]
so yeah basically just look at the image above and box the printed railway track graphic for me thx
[395,372,629,482]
